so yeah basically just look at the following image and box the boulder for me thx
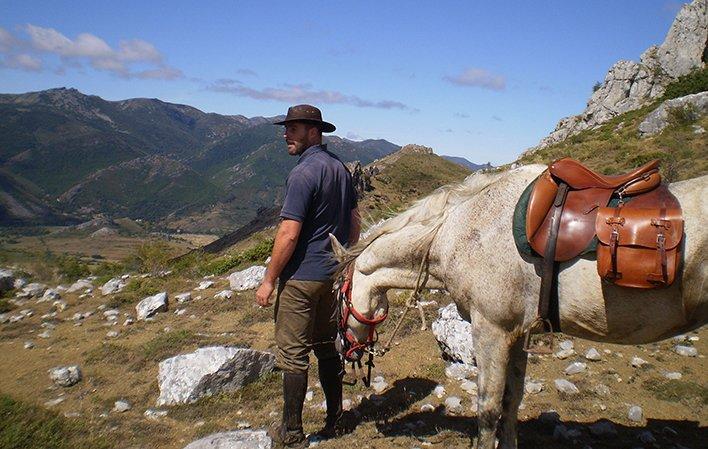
[101,277,126,295]
[228,266,266,291]
[638,92,708,136]
[215,290,234,300]
[39,289,61,302]
[49,365,82,387]
[157,346,275,406]
[136,292,168,320]
[175,292,192,303]
[18,283,46,298]
[431,303,475,366]
[183,430,271,449]
[0,269,15,293]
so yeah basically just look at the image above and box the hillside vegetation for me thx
[519,68,708,181]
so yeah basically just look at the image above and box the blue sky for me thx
[0,1,681,164]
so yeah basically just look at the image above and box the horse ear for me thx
[329,233,346,262]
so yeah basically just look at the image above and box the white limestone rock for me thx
[628,405,643,423]
[49,365,82,387]
[195,280,215,291]
[175,292,192,303]
[674,345,698,357]
[525,381,544,395]
[431,303,475,366]
[444,396,463,414]
[101,278,126,295]
[554,379,579,395]
[215,290,234,300]
[228,266,267,291]
[18,283,46,299]
[564,362,587,375]
[639,92,708,136]
[113,400,131,413]
[157,346,275,406]
[136,292,168,320]
[67,279,93,293]
[584,348,602,361]
[183,430,271,449]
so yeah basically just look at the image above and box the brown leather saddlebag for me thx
[596,206,683,288]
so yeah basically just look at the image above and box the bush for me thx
[662,67,708,100]
[55,255,91,281]
[668,103,700,126]
[126,241,175,273]
[592,81,602,93]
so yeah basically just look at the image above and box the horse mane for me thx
[337,168,515,274]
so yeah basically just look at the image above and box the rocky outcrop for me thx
[183,430,271,449]
[638,91,708,136]
[156,346,275,406]
[529,0,707,151]
[431,304,475,366]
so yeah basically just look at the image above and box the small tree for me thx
[592,81,603,93]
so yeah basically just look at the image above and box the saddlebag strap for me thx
[604,207,625,281]
[647,210,670,285]
[537,181,569,323]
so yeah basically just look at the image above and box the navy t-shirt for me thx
[279,144,357,281]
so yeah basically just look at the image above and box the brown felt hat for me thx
[273,104,336,133]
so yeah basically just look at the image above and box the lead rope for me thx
[376,245,432,357]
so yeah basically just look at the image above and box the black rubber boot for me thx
[314,357,343,439]
[268,371,308,448]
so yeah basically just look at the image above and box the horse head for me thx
[330,234,389,361]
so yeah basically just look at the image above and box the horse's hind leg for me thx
[472,312,512,449]
[497,338,528,449]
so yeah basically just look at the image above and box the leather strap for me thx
[648,208,670,285]
[537,182,568,327]
[605,207,625,281]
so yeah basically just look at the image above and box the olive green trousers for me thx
[274,279,339,373]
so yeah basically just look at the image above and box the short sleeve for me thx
[280,171,315,222]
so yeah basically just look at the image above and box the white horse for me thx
[330,165,707,449]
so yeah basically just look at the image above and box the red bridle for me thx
[336,275,388,361]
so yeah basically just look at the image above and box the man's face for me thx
[284,122,317,155]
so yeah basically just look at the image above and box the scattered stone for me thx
[564,362,587,375]
[49,365,82,387]
[236,421,251,429]
[175,292,192,303]
[584,348,602,361]
[52,300,67,312]
[371,376,388,393]
[444,396,463,414]
[0,269,15,293]
[433,385,446,398]
[38,330,52,339]
[113,400,131,413]
[67,279,93,293]
[19,309,34,317]
[124,318,134,326]
[136,292,168,320]
[628,405,643,423]
[183,430,271,449]
[24,341,35,349]
[39,289,61,302]
[195,280,214,291]
[157,347,275,406]
[559,340,574,351]
[674,345,698,357]
[305,390,314,402]
[525,381,544,395]
[228,266,267,291]
[214,290,234,300]
[103,309,120,318]
[460,380,478,395]
[664,371,682,380]
[554,348,576,360]
[631,356,648,368]
[342,399,352,411]
[445,362,478,380]
[144,408,168,420]
[106,330,119,338]
[554,379,579,395]
[175,309,187,316]
[431,303,475,366]
[18,283,46,299]
[101,278,126,295]
[589,421,618,437]
[420,403,435,412]
[0,313,8,324]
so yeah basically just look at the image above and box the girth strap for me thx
[538,182,569,321]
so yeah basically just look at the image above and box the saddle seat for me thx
[549,158,661,190]
[525,158,665,263]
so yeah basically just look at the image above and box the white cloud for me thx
[444,68,506,91]
[208,80,416,111]
[3,54,42,71]
[0,24,181,80]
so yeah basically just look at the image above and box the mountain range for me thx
[0,88,410,232]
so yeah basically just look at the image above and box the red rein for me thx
[338,278,388,360]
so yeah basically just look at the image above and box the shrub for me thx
[662,67,708,100]
[126,241,175,273]
[592,81,602,93]
[55,255,91,281]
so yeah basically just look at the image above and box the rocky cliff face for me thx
[529,0,707,151]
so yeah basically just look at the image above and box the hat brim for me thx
[273,118,336,133]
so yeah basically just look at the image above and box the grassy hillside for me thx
[518,68,708,181]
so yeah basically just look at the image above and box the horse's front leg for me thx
[497,337,528,449]
[472,311,512,449]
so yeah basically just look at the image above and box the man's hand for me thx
[256,280,276,307]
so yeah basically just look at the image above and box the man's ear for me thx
[329,233,346,262]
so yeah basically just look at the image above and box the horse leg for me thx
[472,312,512,449]
[497,338,528,449]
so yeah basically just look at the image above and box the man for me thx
[256,104,360,448]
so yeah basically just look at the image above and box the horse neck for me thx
[354,224,445,293]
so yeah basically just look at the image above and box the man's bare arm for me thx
[349,207,361,246]
[255,219,302,306]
